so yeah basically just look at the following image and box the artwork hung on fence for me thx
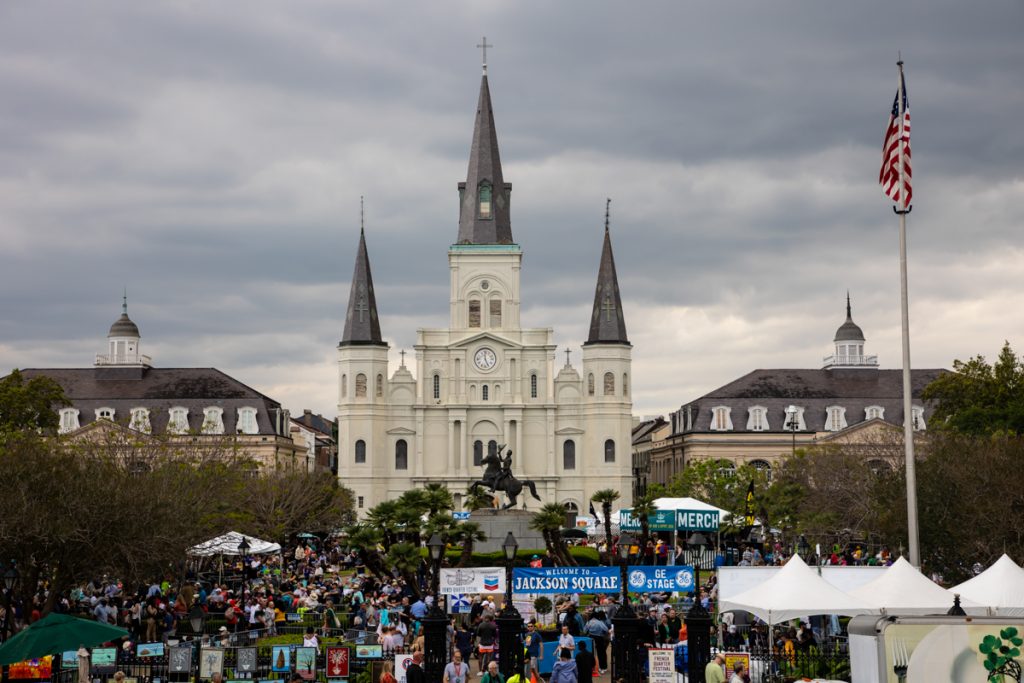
[60,651,78,669]
[137,642,165,658]
[9,657,53,680]
[235,647,257,673]
[271,646,291,673]
[169,647,193,673]
[91,648,117,674]
[326,647,349,678]
[199,648,225,680]
[294,647,316,680]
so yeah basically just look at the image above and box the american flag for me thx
[880,70,912,206]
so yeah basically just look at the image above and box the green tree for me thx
[449,521,487,568]
[465,485,496,511]
[0,369,69,433]
[590,488,620,565]
[529,503,574,566]
[922,342,1024,436]
[631,488,659,553]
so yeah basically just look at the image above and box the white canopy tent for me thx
[952,554,1024,616]
[188,531,282,557]
[720,555,876,622]
[849,556,984,615]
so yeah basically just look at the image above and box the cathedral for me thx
[336,68,634,514]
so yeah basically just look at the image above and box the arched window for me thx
[469,300,481,328]
[95,407,115,421]
[603,372,615,396]
[433,374,441,400]
[711,406,733,431]
[716,460,736,477]
[478,181,493,219]
[355,373,367,398]
[865,405,885,421]
[750,459,772,482]
[489,299,502,328]
[341,374,347,398]
[395,439,408,470]
[237,407,258,434]
[488,441,498,459]
[355,439,366,463]
[604,439,616,463]
[482,385,489,401]
[911,406,927,431]
[530,373,538,399]
[746,406,768,432]
[129,407,151,434]
[587,374,595,396]
[563,440,576,470]
[473,440,483,466]
[623,373,629,397]
[59,408,80,434]
[202,407,224,435]
[168,406,189,434]
[376,374,384,398]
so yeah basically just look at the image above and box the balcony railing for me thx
[823,354,878,367]
[95,353,152,366]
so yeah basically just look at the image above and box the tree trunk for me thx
[603,502,614,566]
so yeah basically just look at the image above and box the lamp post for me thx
[497,532,524,680]
[237,537,251,622]
[798,535,810,562]
[685,532,713,683]
[786,405,799,457]
[612,533,642,682]
[3,563,18,642]
[188,603,206,638]
[423,533,447,682]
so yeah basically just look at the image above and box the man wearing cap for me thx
[704,653,726,683]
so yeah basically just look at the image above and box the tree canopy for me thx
[922,342,1024,436]
[0,369,69,433]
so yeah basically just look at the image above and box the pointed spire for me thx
[340,217,385,347]
[834,292,865,342]
[122,287,128,315]
[585,200,629,345]
[108,290,140,338]
[456,70,513,245]
[846,290,852,320]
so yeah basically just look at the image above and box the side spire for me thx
[456,62,513,245]
[585,199,629,345]
[340,212,385,347]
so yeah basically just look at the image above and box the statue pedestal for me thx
[470,508,547,554]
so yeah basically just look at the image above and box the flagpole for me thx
[894,59,920,567]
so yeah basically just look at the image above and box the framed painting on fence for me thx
[61,651,78,669]
[122,678,138,683]
[199,648,225,680]
[235,647,257,674]
[169,646,192,673]
[91,648,117,674]
[294,647,316,681]
[9,657,53,680]
[326,647,349,678]
[271,646,291,673]
[137,642,165,658]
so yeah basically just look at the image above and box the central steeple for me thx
[457,71,513,245]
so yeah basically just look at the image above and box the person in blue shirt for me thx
[550,648,577,683]
[410,597,428,620]
[524,621,542,681]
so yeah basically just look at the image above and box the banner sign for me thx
[512,567,620,594]
[619,508,720,532]
[648,649,675,683]
[627,565,695,593]
[439,567,505,595]
[452,511,471,520]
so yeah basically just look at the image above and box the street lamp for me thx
[2,563,18,642]
[189,603,206,638]
[612,533,642,682]
[798,535,810,561]
[237,537,251,613]
[685,532,713,683]
[786,405,799,457]
[423,533,447,682]
[497,532,524,680]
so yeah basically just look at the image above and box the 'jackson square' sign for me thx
[512,567,620,594]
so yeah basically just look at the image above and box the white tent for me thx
[849,556,984,615]
[952,554,1024,616]
[188,531,282,557]
[720,555,876,622]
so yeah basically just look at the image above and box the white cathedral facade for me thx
[336,70,634,514]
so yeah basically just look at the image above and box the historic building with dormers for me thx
[336,69,634,514]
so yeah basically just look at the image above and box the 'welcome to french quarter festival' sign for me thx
[619,508,720,532]
[512,567,620,594]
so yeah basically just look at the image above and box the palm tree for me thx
[531,502,576,566]
[450,521,487,567]
[632,491,658,557]
[346,524,387,578]
[465,485,496,511]
[590,488,620,565]
[366,499,401,550]
[422,483,455,517]
[385,541,424,598]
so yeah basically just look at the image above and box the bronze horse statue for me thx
[470,445,541,510]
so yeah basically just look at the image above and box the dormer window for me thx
[130,407,151,434]
[202,407,225,435]
[59,408,80,434]
[168,407,189,434]
[237,406,258,435]
[478,182,493,219]
[865,405,885,421]
[825,405,848,432]
[746,406,768,432]
[911,406,926,431]
[95,407,115,421]
[711,406,733,431]
[783,406,807,432]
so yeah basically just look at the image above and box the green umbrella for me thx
[0,613,128,666]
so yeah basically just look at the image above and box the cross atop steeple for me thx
[476,36,492,74]
[565,347,572,367]
[399,349,407,367]
[585,200,630,346]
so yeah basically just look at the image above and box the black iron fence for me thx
[745,646,852,682]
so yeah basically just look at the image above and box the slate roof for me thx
[456,74,513,245]
[340,228,386,347]
[585,210,629,345]
[20,367,286,436]
[676,367,946,434]
[293,410,336,437]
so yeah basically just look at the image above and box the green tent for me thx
[0,613,128,666]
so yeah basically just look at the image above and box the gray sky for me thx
[2,1,1022,420]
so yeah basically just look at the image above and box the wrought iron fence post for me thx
[685,561,712,683]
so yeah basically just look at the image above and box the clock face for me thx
[474,347,497,371]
